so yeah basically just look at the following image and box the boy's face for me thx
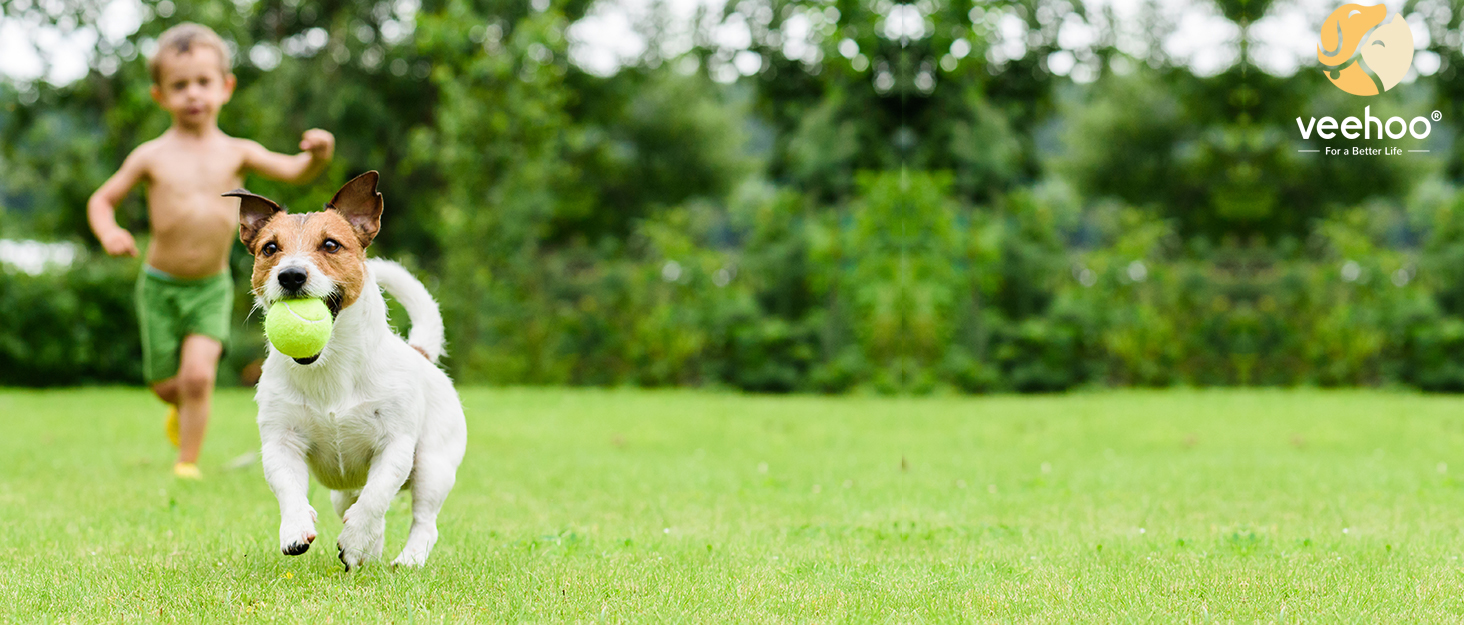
[149,48,236,127]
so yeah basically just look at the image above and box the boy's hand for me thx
[99,228,139,257]
[300,129,334,163]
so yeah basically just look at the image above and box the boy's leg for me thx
[175,334,223,465]
[152,378,182,448]
[138,272,186,447]
[152,378,180,405]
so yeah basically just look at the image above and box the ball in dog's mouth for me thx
[278,293,343,366]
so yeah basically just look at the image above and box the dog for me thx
[227,171,466,570]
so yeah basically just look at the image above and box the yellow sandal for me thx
[173,462,202,480]
[165,406,181,448]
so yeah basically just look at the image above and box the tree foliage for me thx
[6,0,1464,390]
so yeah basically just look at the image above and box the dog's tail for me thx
[368,259,445,363]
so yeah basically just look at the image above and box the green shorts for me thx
[135,265,233,384]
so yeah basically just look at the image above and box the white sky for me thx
[0,0,1437,86]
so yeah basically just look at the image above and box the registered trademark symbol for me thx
[1433,110,1443,122]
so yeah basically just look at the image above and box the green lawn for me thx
[5,388,1464,621]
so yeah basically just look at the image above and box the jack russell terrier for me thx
[227,171,466,570]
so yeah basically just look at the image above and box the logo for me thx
[1318,3,1413,96]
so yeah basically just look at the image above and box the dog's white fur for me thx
[255,257,465,569]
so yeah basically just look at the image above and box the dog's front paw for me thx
[279,507,318,556]
[336,514,385,571]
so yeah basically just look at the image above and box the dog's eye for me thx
[261,242,278,257]
[322,239,341,253]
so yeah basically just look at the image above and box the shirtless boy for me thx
[87,23,335,479]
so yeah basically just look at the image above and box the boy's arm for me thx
[241,129,335,185]
[87,149,147,257]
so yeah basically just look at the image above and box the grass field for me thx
[5,388,1464,621]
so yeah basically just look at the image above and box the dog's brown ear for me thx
[224,189,284,251]
[326,171,383,247]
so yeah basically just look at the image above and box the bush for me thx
[0,257,141,386]
[0,251,264,387]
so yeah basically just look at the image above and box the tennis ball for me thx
[265,298,333,359]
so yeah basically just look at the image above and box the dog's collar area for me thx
[293,355,320,365]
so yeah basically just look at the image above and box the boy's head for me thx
[148,23,236,128]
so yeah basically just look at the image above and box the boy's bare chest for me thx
[148,151,246,196]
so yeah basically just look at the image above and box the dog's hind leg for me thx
[330,489,360,520]
[391,452,458,567]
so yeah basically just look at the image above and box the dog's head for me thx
[227,171,384,363]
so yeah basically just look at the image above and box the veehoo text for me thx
[1296,106,1432,140]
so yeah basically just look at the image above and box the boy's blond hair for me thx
[147,23,232,84]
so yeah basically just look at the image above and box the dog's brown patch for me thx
[247,212,369,309]
[230,172,385,312]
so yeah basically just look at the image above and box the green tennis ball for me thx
[265,298,333,359]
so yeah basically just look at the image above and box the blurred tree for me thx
[4,0,1464,392]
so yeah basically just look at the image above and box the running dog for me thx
[228,171,466,570]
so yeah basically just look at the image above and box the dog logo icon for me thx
[1318,4,1413,95]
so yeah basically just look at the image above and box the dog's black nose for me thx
[278,268,307,292]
